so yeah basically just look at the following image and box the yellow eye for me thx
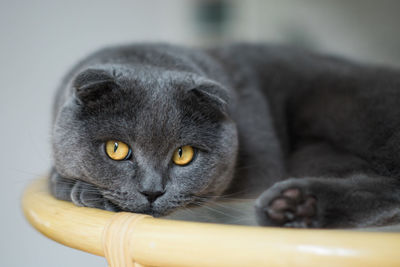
[173,145,195,166]
[105,140,132,161]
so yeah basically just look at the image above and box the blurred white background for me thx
[1,0,400,266]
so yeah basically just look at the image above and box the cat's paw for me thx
[255,179,319,228]
[49,169,119,212]
[70,180,120,212]
[49,169,74,201]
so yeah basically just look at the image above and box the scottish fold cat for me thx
[50,44,400,228]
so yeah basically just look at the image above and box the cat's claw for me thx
[255,181,319,228]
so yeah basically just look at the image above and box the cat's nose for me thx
[139,190,165,203]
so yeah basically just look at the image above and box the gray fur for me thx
[51,43,400,228]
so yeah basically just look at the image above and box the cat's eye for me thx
[172,145,195,166]
[105,140,132,161]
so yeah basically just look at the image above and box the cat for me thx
[50,43,400,228]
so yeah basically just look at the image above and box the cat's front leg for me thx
[49,168,120,211]
[255,175,400,228]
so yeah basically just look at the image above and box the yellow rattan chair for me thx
[22,178,400,267]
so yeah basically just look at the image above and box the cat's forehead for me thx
[80,63,212,102]
[118,67,204,94]
[81,74,194,132]
[111,69,192,115]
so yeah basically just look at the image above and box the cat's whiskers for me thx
[190,201,239,219]
[204,200,250,216]
[78,198,104,202]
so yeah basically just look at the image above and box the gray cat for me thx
[50,43,400,228]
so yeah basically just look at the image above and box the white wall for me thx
[230,0,400,66]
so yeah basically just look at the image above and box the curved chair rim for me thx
[22,178,400,267]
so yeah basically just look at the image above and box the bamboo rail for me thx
[22,178,400,267]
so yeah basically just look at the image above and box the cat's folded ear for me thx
[189,80,229,115]
[73,68,118,103]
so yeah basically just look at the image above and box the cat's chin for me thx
[147,209,170,218]
[130,207,173,218]
[110,201,174,217]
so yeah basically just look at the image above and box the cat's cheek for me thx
[90,160,136,189]
[169,156,209,192]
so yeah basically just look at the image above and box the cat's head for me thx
[53,64,238,216]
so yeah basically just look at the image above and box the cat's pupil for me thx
[178,148,183,158]
[114,142,118,153]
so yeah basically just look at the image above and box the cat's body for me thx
[50,43,400,228]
